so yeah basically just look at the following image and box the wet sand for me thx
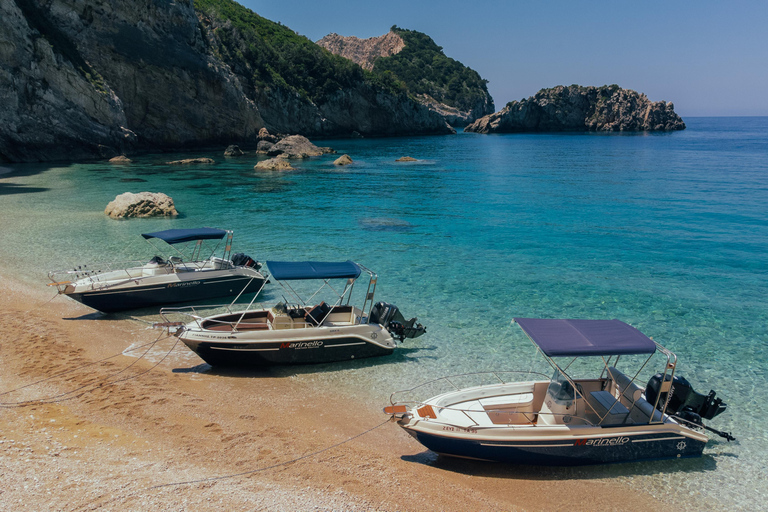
[0,272,666,511]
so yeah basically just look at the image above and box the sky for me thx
[241,0,768,117]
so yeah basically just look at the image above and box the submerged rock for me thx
[396,156,417,162]
[359,217,414,232]
[255,158,294,171]
[466,85,686,133]
[224,145,244,157]
[166,158,215,165]
[105,192,178,219]
[109,155,132,163]
[334,154,353,166]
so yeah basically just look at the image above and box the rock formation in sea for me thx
[255,157,293,171]
[104,192,178,219]
[224,145,244,157]
[266,135,331,159]
[0,0,452,163]
[318,27,495,126]
[166,158,215,165]
[465,85,685,133]
[334,154,353,166]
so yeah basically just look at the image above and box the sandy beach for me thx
[0,272,669,511]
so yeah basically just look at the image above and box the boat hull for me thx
[403,426,707,466]
[185,336,393,366]
[67,272,266,312]
[179,322,396,366]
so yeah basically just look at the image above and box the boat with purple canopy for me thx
[385,318,734,466]
[48,228,266,312]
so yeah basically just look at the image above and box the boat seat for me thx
[607,367,663,423]
[305,302,331,326]
[205,322,270,332]
[589,391,630,424]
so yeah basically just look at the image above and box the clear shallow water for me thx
[2,117,767,508]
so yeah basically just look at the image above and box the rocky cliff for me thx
[465,85,685,134]
[317,32,405,71]
[318,28,494,126]
[0,0,452,163]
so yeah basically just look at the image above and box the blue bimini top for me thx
[141,228,227,244]
[514,318,657,357]
[266,261,362,281]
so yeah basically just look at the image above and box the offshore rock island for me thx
[465,85,685,133]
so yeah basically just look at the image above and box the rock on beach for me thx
[104,192,178,218]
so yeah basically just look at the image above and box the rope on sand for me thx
[0,331,179,407]
[148,418,392,490]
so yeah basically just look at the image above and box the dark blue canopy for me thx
[266,261,361,281]
[514,318,657,357]
[141,228,227,244]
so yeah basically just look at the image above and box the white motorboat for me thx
[48,228,266,312]
[159,260,426,366]
[385,318,733,465]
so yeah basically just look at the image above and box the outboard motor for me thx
[231,253,262,270]
[369,301,426,342]
[645,373,727,421]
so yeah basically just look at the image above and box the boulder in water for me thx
[105,192,178,219]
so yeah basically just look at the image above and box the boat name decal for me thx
[280,341,324,349]
[167,281,202,288]
[442,426,478,434]
[574,437,630,447]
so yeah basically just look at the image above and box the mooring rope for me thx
[0,331,178,407]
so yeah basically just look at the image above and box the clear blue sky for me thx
[240,0,768,117]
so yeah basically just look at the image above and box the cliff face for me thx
[0,0,135,161]
[316,32,405,71]
[465,85,685,134]
[0,0,451,163]
[318,28,495,126]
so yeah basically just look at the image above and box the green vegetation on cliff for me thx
[372,26,490,112]
[194,0,400,103]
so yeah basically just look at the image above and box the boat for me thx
[385,318,734,466]
[159,260,426,366]
[48,228,267,312]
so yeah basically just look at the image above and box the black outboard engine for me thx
[369,301,426,342]
[231,253,262,270]
[645,373,727,421]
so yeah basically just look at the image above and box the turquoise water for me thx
[2,117,767,508]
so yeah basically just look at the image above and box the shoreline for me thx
[1,272,674,510]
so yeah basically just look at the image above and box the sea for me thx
[1,117,766,509]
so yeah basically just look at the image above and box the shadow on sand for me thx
[171,345,437,378]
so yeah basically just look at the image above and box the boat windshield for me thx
[547,369,577,405]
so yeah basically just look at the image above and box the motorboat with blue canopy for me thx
[159,260,426,366]
[48,228,266,312]
[386,318,733,466]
